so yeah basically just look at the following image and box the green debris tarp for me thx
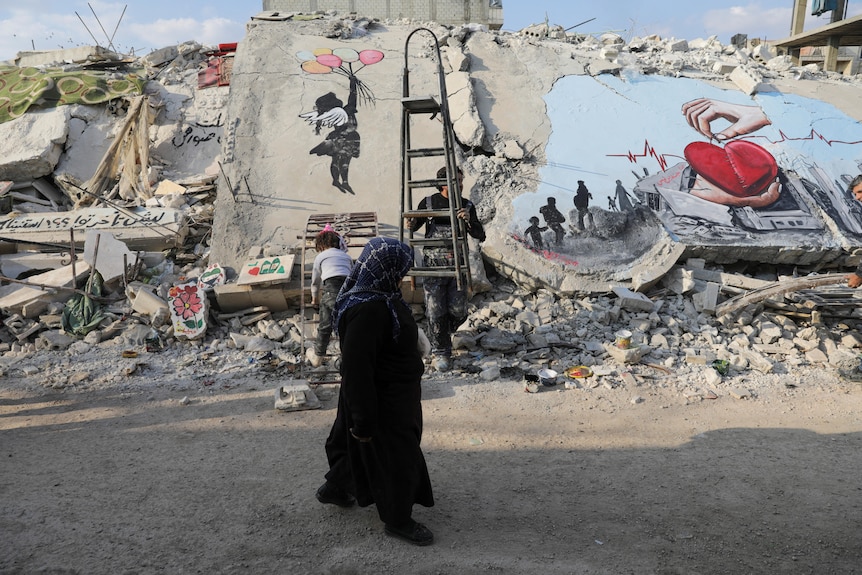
[61,270,106,337]
[0,65,146,124]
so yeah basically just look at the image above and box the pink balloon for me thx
[316,54,342,68]
[358,50,384,65]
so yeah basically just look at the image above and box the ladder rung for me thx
[408,238,454,247]
[403,209,450,218]
[406,147,445,158]
[408,178,447,189]
[402,96,440,112]
[409,269,464,277]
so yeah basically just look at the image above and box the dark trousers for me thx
[423,277,467,357]
[316,277,345,354]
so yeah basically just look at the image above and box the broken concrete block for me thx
[766,55,794,72]
[0,262,91,318]
[479,366,500,381]
[274,382,321,411]
[793,337,821,353]
[604,342,648,364]
[667,39,689,52]
[84,231,135,284]
[479,327,519,351]
[841,333,862,348]
[620,371,638,386]
[691,282,720,313]
[143,45,179,67]
[599,33,625,46]
[685,350,715,365]
[15,45,120,67]
[612,286,655,313]
[0,207,186,252]
[704,367,723,387]
[757,321,783,344]
[729,66,763,95]
[750,43,775,64]
[805,348,829,364]
[155,179,187,196]
[738,349,774,373]
[35,330,76,351]
[0,108,70,182]
[712,61,738,75]
[446,72,485,148]
[600,46,619,61]
[126,283,170,323]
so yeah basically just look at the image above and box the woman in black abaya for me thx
[316,237,434,546]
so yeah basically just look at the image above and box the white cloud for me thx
[126,17,244,54]
[702,4,794,40]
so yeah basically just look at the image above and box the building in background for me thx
[261,0,504,29]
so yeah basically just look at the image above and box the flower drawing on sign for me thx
[169,284,203,320]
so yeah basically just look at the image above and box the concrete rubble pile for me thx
[0,14,861,395]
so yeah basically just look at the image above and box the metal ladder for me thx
[399,27,472,292]
[298,211,378,384]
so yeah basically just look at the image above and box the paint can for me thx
[614,329,633,349]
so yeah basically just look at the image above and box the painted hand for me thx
[682,98,771,141]
[690,176,781,208]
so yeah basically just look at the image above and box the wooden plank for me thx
[715,273,848,316]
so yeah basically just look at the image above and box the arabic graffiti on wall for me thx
[0,208,172,233]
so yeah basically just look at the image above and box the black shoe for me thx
[384,520,434,546]
[315,482,355,507]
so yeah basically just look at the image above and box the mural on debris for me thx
[513,75,862,261]
[297,48,384,195]
[168,281,207,340]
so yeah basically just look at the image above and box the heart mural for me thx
[683,140,778,198]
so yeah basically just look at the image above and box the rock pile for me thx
[0,15,860,396]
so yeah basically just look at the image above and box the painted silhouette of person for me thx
[615,179,636,212]
[573,180,594,230]
[539,197,565,245]
[303,76,361,194]
[524,215,548,249]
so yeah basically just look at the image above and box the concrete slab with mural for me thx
[210,18,862,296]
[237,254,295,286]
[168,280,207,340]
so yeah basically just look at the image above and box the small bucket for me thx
[614,330,633,349]
[537,368,558,386]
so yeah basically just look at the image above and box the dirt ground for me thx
[2,359,862,574]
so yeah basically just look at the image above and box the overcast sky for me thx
[1,1,860,62]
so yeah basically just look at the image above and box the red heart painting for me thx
[248,266,260,276]
[683,140,778,198]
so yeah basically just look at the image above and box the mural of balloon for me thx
[296,48,384,104]
[296,47,385,195]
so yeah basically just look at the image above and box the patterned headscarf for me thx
[332,237,414,340]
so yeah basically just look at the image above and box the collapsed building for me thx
[0,8,861,393]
